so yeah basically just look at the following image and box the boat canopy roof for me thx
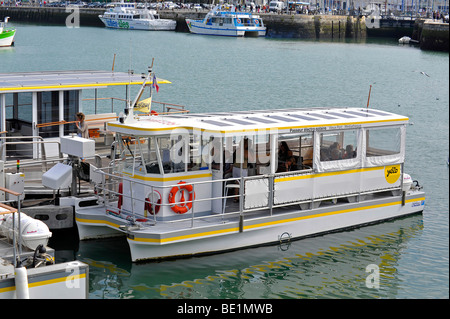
[108,107,409,136]
[0,70,170,94]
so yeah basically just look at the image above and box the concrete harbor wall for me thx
[413,19,449,52]
[0,6,365,39]
[1,7,448,50]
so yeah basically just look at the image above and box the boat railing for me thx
[0,136,63,171]
[81,96,189,115]
[91,164,405,229]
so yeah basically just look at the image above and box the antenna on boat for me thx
[112,53,116,72]
[366,84,372,110]
[124,59,155,123]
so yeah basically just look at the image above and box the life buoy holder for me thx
[168,181,195,214]
[150,110,158,116]
[145,190,162,215]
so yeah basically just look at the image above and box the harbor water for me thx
[0,23,448,299]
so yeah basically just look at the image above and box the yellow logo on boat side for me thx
[384,164,401,184]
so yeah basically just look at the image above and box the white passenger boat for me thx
[73,75,425,262]
[0,17,15,47]
[186,4,266,37]
[99,1,176,31]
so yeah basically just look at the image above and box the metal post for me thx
[17,193,22,256]
[94,89,98,114]
[191,184,195,228]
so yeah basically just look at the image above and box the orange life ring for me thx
[145,190,161,215]
[254,19,259,25]
[168,181,195,214]
[151,110,158,115]
[236,18,241,24]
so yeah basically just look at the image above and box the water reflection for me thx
[69,214,423,299]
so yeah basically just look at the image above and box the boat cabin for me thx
[106,107,408,220]
[0,70,162,160]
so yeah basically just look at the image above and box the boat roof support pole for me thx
[32,92,38,159]
[1,94,5,160]
[59,91,64,138]
[270,134,278,174]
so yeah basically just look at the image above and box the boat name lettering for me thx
[147,117,178,126]
[386,166,398,177]
[290,124,360,133]
[411,201,422,207]
[118,20,130,29]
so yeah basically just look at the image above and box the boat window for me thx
[188,133,210,172]
[119,135,142,172]
[277,133,313,172]
[157,135,188,174]
[137,136,160,174]
[366,127,401,157]
[63,91,79,136]
[319,130,358,161]
[37,92,59,138]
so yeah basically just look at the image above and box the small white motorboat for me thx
[0,17,15,47]
[398,36,411,44]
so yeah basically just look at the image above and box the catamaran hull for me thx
[99,17,176,31]
[0,30,15,47]
[186,19,266,37]
[75,190,425,262]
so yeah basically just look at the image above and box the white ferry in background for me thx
[186,4,266,37]
[72,71,425,262]
[99,1,176,31]
[0,17,15,47]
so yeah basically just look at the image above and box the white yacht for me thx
[186,4,266,37]
[99,1,176,31]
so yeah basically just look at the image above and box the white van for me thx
[269,1,285,12]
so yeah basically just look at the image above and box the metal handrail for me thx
[0,140,61,161]
[91,164,403,229]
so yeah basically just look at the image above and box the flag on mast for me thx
[152,74,159,93]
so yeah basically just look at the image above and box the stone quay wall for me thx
[0,6,365,39]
